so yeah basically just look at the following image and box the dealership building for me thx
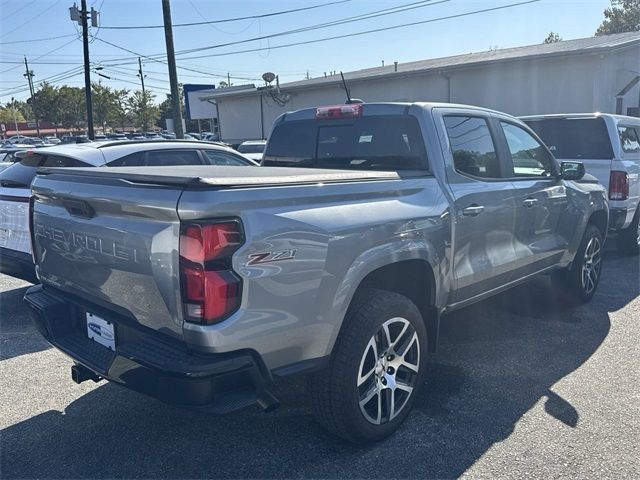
[198,31,640,144]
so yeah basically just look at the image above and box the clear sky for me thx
[0,0,613,103]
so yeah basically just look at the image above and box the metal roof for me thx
[201,32,640,100]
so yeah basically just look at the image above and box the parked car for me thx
[144,132,163,140]
[6,135,30,144]
[41,136,62,145]
[0,140,257,282]
[237,139,267,162]
[160,132,176,139]
[186,132,202,140]
[106,133,127,140]
[522,113,640,255]
[24,102,607,443]
[60,135,91,144]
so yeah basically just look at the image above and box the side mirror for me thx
[559,161,585,181]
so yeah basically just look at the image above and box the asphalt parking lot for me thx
[1,250,638,479]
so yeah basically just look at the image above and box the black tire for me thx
[554,224,604,304]
[308,288,428,443]
[617,207,640,256]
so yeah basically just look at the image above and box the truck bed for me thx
[37,165,402,187]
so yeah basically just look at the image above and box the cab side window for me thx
[500,122,554,178]
[618,126,640,153]
[444,116,500,179]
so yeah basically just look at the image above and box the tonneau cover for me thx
[36,165,401,187]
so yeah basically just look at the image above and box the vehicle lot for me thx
[1,250,638,479]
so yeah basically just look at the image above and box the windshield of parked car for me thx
[263,115,428,171]
[524,117,614,160]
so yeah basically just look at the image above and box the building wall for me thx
[216,49,636,143]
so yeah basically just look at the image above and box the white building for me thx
[201,32,640,144]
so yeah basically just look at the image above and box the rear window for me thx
[238,143,265,154]
[0,154,88,188]
[263,115,428,171]
[524,117,613,160]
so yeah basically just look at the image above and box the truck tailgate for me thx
[31,171,185,338]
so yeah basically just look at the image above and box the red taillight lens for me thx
[315,104,362,119]
[180,220,243,324]
[180,222,243,263]
[609,171,629,200]
[182,268,241,322]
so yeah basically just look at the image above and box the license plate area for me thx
[86,312,116,351]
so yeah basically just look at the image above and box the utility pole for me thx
[23,57,40,136]
[70,1,95,139]
[137,57,147,131]
[162,0,183,139]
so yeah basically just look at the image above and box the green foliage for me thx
[27,81,162,131]
[127,90,159,131]
[596,0,640,35]
[543,32,562,44]
[0,106,25,124]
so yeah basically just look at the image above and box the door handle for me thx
[462,205,485,217]
[522,198,539,208]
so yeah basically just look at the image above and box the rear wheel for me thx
[554,224,603,304]
[308,289,427,443]
[617,208,640,256]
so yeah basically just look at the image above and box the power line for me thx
[0,0,38,22]
[175,0,451,57]
[93,37,260,81]
[0,0,64,40]
[176,0,541,61]
[100,0,353,29]
[0,34,78,46]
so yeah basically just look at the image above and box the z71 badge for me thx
[247,249,297,266]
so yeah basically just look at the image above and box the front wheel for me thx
[308,289,427,443]
[554,224,604,304]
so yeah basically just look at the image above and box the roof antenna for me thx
[340,71,363,104]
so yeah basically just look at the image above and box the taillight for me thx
[316,104,362,119]
[180,220,243,324]
[609,171,629,200]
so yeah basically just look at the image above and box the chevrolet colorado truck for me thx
[25,103,608,443]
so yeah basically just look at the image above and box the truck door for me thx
[440,113,519,303]
[497,119,572,273]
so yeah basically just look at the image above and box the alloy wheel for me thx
[581,236,602,295]
[357,317,420,425]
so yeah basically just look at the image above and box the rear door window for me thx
[203,149,252,166]
[618,126,640,153]
[443,116,500,179]
[264,115,428,171]
[524,117,614,159]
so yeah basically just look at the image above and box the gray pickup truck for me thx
[25,103,608,443]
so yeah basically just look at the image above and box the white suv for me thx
[522,113,640,255]
[0,140,257,281]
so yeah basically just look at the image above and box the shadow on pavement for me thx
[1,253,637,479]
[0,283,50,360]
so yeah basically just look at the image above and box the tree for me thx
[31,82,61,127]
[543,32,562,43]
[0,105,25,124]
[92,82,118,132]
[127,90,159,130]
[57,86,86,130]
[110,88,131,131]
[596,0,640,35]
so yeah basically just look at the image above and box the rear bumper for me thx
[609,207,633,231]
[0,247,36,283]
[23,284,277,413]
